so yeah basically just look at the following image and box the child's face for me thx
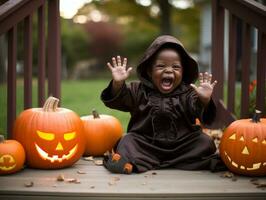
[149,48,183,94]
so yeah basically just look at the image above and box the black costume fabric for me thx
[101,35,226,173]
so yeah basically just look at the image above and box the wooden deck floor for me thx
[0,158,266,200]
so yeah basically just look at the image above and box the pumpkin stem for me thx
[92,109,100,119]
[251,110,261,123]
[43,96,60,112]
[0,135,5,143]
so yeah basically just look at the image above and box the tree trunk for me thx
[157,0,172,35]
[0,35,7,83]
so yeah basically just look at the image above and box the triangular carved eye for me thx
[262,139,266,145]
[229,133,236,140]
[239,136,244,141]
[252,137,258,143]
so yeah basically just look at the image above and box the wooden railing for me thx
[211,0,266,128]
[0,0,61,137]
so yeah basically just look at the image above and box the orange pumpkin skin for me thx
[12,97,85,169]
[81,110,123,156]
[219,112,266,176]
[0,136,25,175]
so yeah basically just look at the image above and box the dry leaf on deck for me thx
[83,156,94,161]
[57,174,65,181]
[24,181,34,187]
[77,170,86,174]
[94,159,103,165]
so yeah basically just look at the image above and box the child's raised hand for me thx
[190,72,217,105]
[107,56,132,83]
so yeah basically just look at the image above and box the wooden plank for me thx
[240,22,251,118]
[7,26,17,138]
[220,0,266,33]
[0,159,266,200]
[38,5,46,107]
[256,31,266,115]
[47,0,61,99]
[0,0,45,35]
[24,14,33,109]
[227,14,237,114]
[211,0,224,100]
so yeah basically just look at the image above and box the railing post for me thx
[7,26,17,138]
[47,0,61,99]
[211,0,224,100]
[256,32,266,115]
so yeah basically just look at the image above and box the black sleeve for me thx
[101,80,139,112]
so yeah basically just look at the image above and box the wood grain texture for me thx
[0,159,266,200]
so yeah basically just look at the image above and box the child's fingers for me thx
[117,55,122,66]
[199,73,203,83]
[112,57,117,67]
[126,67,132,75]
[211,80,218,88]
[123,57,127,67]
[203,72,209,83]
[208,74,212,83]
[107,62,113,71]
[190,83,198,91]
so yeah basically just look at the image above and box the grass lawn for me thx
[0,78,131,137]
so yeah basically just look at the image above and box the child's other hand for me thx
[190,72,217,105]
[107,56,132,84]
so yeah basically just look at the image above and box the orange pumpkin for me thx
[81,110,123,156]
[219,110,266,176]
[0,135,25,175]
[12,96,85,169]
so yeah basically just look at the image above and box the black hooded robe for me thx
[101,35,226,173]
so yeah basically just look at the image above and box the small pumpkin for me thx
[12,96,85,169]
[0,135,25,175]
[219,110,266,176]
[81,110,123,156]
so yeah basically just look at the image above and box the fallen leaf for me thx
[24,181,34,187]
[83,156,94,161]
[152,172,157,175]
[77,170,86,174]
[90,185,95,189]
[57,174,65,181]
[220,171,234,178]
[66,178,81,184]
[94,159,103,166]
[111,176,120,182]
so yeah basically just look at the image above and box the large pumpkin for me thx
[219,110,266,176]
[81,110,123,156]
[0,135,25,175]
[12,97,85,169]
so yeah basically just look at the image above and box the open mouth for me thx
[224,151,266,171]
[160,77,174,91]
[35,144,78,163]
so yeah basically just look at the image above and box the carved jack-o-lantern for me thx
[12,97,85,169]
[219,110,266,176]
[0,135,25,175]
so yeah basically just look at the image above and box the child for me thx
[101,35,226,174]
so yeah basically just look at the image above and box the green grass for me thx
[0,79,131,137]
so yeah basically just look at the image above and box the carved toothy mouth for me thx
[0,155,16,171]
[35,144,78,163]
[224,151,266,171]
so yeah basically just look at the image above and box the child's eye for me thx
[173,65,181,69]
[155,64,164,68]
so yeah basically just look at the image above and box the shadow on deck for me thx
[0,159,266,200]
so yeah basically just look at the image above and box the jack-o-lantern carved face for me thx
[35,130,78,163]
[0,154,16,171]
[219,112,266,176]
[0,137,25,175]
[12,97,85,169]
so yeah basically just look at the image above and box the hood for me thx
[136,35,198,89]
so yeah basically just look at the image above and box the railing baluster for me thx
[211,0,225,100]
[227,13,237,113]
[240,22,251,118]
[47,0,61,99]
[256,31,266,114]
[38,5,46,107]
[7,26,17,138]
[24,14,32,109]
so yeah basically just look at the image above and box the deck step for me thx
[0,159,266,200]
